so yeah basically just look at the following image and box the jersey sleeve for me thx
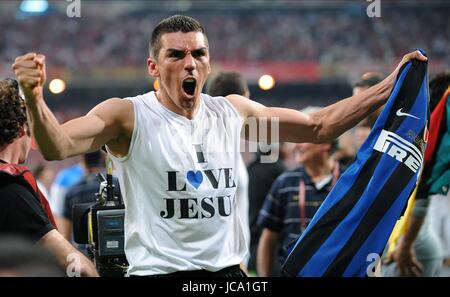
[0,182,55,241]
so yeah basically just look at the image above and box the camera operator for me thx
[0,78,98,277]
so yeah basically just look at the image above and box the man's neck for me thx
[304,159,335,182]
[0,145,20,164]
[155,90,200,120]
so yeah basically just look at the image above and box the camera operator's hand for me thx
[39,229,100,277]
[11,52,46,103]
[387,243,423,277]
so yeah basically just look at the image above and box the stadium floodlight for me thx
[19,0,49,13]
[49,79,66,94]
[258,74,275,91]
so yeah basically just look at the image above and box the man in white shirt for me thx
[12,15,427,276]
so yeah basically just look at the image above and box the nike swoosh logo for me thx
[396,108,420,120]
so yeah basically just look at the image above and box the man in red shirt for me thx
[0,78,98,277]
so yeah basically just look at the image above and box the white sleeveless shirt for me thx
[107,91,248,275]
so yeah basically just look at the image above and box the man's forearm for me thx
[312,76,393,142]
[257,229,279,276]
[13,53,71,160]
[25,96,71,160]
[257,243,274,277]
[402,198,428,248]
[401,216,424,249]
[245,51,426,144]
[39,229,99,277]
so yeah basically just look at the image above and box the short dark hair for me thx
[0,78,28,146]
[83,150,104,169]
[207,72,249,97]
[32,163,46,179]
[353,73,382,89]
[429,72,450,113]
[149,15,206,59]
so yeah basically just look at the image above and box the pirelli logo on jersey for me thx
[374,129,424,174]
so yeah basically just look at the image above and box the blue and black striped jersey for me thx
[282,52,430,277]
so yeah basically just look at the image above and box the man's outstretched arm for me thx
[12,53,133,160]
[227,50,427,143]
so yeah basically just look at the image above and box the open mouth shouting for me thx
[182,77,197,97]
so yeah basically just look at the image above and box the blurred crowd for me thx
[0,6,448,78]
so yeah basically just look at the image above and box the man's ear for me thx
[323,143,332,154]
[147,57,159,77]
[206,59,212,76]
[18,127,26,138]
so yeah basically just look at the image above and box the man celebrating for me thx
[12,15,427,276]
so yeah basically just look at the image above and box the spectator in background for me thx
[427,73,450,276]
[257,107,345,276]
[0,78,98,276]
[206,71,251,272]
[50,158,85,228]
[353,73,383,128]
[336,73,382,167]
[60,150,121,246]
[335,132,356,168]
[246,144,287,275]
[384,72,450,277]
[32,163,55,206]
